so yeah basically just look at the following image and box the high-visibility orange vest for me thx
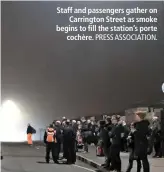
[46,128,57,143]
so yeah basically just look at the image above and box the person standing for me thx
[126,123,141,172]
[99,120,111,168]
[44,124,58,164]
[72,120,78,151]
[54,121,62,160]
[26,124,36,145]
[109,117,124,172]
[63,120,76,164]
[81,119,90,153]
[133,111,150,172]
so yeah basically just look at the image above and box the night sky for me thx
[1,1,164,125]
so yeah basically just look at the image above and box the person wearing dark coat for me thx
[72,120,78,152]
[151,118,162,157]
[63,121,76,164]
[133,112,150,172]
[122,123,130,152]
[99,120,111,168]
[81,121,92,152]
[153,129,161,157]
[54,121,62,160]
[72,120,78,133]
[126,123,142,172]
[109,119,124,172]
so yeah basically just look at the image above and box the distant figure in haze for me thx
[26,124,36,145]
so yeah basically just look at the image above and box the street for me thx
[1,143,97,172]
[78,146,164,172]
[77,145,164,172]
[1,143,164,172]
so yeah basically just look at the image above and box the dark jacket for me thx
[127,131,135,149]
[81,122,92,138]
[133,120,150,159]
[123,125,130,139]
[27,125,36,134]
[109,124,124,147]
[153,128,161,143]
[54,126,62,144]
[63,126,76,143]
[72,123,78,133]
[99,127,110,148]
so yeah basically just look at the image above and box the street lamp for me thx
[162,83,164,93]
[0,100,25,142]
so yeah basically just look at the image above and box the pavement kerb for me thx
[76,154,108,172]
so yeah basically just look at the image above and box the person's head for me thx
[122,121,126,126]
[116,115,121,121]
[49,124,53,128]
[90,116,95,122]
[112,117,117,125]
[52,123,55,128]
[135,111,147,122]
[91,121,95,125]
[62,121,66,126]
[62,117,66,122]
[81,117,86,123]
[77,121,81,125]
[118,120,123,125]
[130,122,136,132]
[78,124,82,129]
[106,117,112,125]
[99,120,106,128]
[130,123,134,129]
[87,119,91,124]
[111,115,116,120]
[66,119,70,126]
[152,116,158,122]
[56,120,61,126]
[72,120,76,125]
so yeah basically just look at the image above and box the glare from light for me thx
[162,83,164,93]
[0,100,26,142]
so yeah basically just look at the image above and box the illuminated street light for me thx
[162,83,164,93]
[0,100,26,142]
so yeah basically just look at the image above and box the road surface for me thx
[1,142,97,172]
[77,145,164,172]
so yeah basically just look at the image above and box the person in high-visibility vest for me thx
[27,124,36,145]
[44,124,58,164]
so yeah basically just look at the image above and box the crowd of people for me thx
[27,111,164,172]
